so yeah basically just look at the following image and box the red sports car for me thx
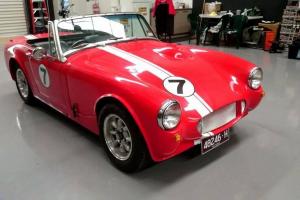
[4,13,264,172]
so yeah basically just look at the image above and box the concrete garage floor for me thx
[0,43,300,200]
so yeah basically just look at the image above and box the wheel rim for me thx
[103,114,133,161]
[16,69,29,99]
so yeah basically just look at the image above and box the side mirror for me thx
[32,47,47,60]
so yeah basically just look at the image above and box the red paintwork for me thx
[4,34,264,162]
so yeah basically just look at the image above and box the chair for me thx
[187,12,199,44]
[202,14,231,46]
[224,15,248,49]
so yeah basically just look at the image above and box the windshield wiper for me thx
[108,37,123,41]
[72,42,90,49]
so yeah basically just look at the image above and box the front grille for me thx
[202,103,236,133]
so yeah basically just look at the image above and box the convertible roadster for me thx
[4,13,264,172]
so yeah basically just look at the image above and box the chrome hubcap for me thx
[103,114,132,161]
[16,69,29,98]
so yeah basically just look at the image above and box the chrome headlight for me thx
[248,67,263,89]
[158,100,181,130]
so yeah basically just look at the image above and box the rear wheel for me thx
[99,103,151,173]
[15,67,35,105]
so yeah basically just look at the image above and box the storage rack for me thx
[29,0,49,34]
[280,0,300,48]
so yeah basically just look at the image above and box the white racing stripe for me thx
[194,93,213,112]
[24,35,37,40]
[99,45,213,117]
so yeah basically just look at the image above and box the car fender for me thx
[7,45,31,79]
[94,93,158,160]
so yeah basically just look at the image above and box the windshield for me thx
[56,14,155,54]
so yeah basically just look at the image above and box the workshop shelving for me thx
[29,0,49,33]
[280,0,300,47]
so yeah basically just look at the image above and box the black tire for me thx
[99,103,151,173]
[15,67,35,105]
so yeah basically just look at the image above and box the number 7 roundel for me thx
[38,64,51,88]
[163,77,195,97]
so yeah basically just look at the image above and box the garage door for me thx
[0,0,27,36]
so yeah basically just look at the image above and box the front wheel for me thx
[99,104,151,173]
[15,67,35,105]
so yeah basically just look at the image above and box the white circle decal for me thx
[163,77,195,97]
[38,64,50,88]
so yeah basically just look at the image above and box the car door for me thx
[29,23,67,113]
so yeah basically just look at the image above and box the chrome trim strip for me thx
[34,95,65,115]
[55,13,151,23]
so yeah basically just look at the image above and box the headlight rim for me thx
[158,100,181,130]
[248,67,263,90]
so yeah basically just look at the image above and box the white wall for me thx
[71,0,90,15]
[53,0,60,19]
[52,0,90,18]
[53,0,115,19]
[173,0,193,9]
[120,0,193,12]
[71,0,120,14]
[111,0,121,12]
[152,0,193,9]
[120,0,133,12]
[53,0,193,19]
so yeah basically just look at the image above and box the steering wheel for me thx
[71,39,87,48]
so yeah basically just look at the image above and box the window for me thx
[56,14,156,54]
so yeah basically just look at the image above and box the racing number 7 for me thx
[168,79,186,95]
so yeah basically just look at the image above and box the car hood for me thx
[69,39,255,113]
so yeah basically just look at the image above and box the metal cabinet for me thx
[150,8,192,36]
[174,9,192,35]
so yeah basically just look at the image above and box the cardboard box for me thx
[204,2,222,14]
[215,2,222,12]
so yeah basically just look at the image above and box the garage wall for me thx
[121,0,193,12]
[52,0,194,19]
[52,0,92,18]
[53,0,60,19]
[193,0,288,21]
[0,0,27,36]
